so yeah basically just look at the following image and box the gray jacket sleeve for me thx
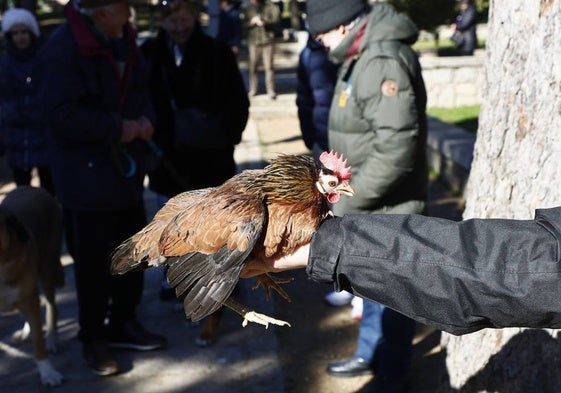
[307,208,561,335]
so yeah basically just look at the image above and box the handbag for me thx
[161,62,228,150]
[172,106,226,149]
[450,31,465,46]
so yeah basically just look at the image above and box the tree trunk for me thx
[440,1,561,392]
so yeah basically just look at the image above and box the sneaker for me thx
[324,290,354,306]
[351,296,363,320]
[83,340,119,376]
[108,320,167,351]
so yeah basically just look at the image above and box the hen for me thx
[110,151,353,327]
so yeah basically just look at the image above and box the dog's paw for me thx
[11,321,31,344]
[36,359,64,386]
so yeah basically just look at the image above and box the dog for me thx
[0,186,64,386]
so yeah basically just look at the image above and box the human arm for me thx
[216,42,249,145]
[40,27,152,145]
[243,208,561,335]
[296,44,337,152]
[296,48,315,150]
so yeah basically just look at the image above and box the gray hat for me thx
[306,0,366,35]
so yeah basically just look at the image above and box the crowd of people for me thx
[0,1,487,391]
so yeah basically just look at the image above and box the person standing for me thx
[140,0,248,302]
[450,0,478,56]
[306,0,429,391]
[243,0,280,99]
[0,8,54,194]
[38,0,166,376]
[217,0,242,56]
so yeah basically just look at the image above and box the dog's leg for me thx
[42,284,59,353]
[18,295,63,386]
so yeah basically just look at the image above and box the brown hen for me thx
[110,152,353,327]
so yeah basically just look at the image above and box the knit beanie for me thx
[1,8,40,37]
[306,0,366,35]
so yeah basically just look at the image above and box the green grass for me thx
[427,105,480,134]
[413,39,486,55]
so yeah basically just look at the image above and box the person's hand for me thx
[137,116,154,141]
[241,243,310,278]
[251,15,264,26]
[121,117,154,142]
[121,119,140,143]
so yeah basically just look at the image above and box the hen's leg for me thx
[252,273,293,301]
[223,297,291,328]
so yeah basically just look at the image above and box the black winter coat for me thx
[141,27,249,197]
[0,38,48,171]
[308,208,561,335]
[39,3,154,211]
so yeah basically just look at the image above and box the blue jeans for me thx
[354,300,415,380]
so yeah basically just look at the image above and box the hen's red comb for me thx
[319,150,352,182]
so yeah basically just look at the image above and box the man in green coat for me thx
[306,1,428,391]
[244,0,280,99]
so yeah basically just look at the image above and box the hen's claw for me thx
[253,273,293,301]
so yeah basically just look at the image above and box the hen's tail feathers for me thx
[166,248,244,321]
[110,239,148,275]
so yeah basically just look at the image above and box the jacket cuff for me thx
[306,217,343,284]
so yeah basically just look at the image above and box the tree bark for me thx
[440,1,561,392]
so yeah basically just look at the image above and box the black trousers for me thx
[11,165,55,195]
[63,206,146,343]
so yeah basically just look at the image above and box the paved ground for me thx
[0,39,464,392]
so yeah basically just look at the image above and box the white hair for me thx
[75,0,117,17]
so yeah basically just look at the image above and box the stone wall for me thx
[420,54,485,108]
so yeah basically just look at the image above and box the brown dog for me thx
[0,186,64,386]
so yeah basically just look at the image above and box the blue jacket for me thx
[39,2,154,211]
[0,38,48,170]
[296,37,338,152]
[217,4,242,49]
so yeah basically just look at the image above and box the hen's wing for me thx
[110,188,213,274]
[159,187,267,321]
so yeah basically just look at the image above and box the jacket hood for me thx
[362,3,418,47]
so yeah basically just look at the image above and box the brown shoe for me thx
[83,340,119,376]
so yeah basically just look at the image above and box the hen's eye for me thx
[328,180,337,187]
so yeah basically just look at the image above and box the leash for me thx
[146,139,192,191]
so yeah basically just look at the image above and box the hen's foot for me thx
[253,273,293,301]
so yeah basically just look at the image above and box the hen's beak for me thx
[338,183,355,196]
